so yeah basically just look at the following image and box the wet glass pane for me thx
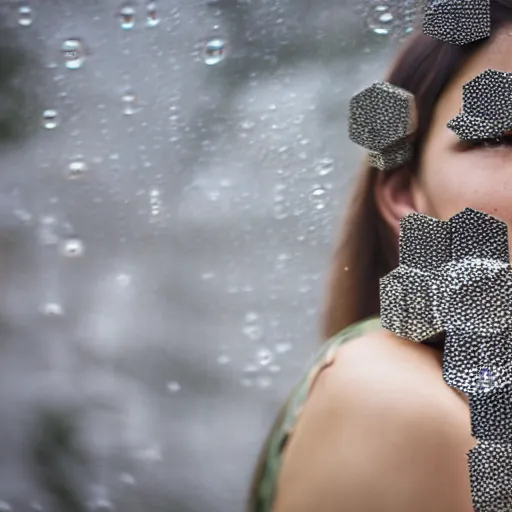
[0,1,421,511]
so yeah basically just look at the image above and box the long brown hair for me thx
[248,2,512,511]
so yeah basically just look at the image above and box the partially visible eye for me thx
[462,135,512,149]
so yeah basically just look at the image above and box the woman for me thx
[247,1,512,511]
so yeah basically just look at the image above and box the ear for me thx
[374,168,420,239]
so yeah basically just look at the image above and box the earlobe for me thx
[374,168,419,239]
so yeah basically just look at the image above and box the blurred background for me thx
[0,1,422,511]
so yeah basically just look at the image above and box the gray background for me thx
[0,1,419,511]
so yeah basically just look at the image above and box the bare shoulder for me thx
[273,328,476,512]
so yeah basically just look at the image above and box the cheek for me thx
[419,150,512,231]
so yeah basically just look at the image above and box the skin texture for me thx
[376,25,512,259]
[273,329,477,512]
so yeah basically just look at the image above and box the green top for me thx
[251,315,382,512]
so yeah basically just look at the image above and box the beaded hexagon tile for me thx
[348,82,417,171]
[422,0,491,45]
[448,69,512,140]
[380,207,512,511]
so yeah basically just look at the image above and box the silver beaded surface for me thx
[448,69,512,140]
[348,81,416,171]
[422,0,491,45]
[380,207,512,511]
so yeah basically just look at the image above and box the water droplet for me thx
[275,342,292,354]
[67,159,87,179]
[60,237,85,258]
[245,311,260,323]
[268,364,281,373]
[149,188,162,216]
[310,186,329,210]
[41,302,64,316]
[366,4,396,36]
[243,324,263,342]
[122,91,138,115]
[30,502,43,511]
[146,1,160,27]
[167,381,181,393]
[257,347,273,366]
[217,354,231,365]
[120,4,136,29]
[18,5,33,26]
[240,120,255,130]
[203,38,226,65]
[62,39,85,69]
[43,109,59,129]
[119,473,136,485]
[316,157,335,176]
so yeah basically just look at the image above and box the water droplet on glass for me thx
[243,324,263,342]
[119,473,136,485]
[120,5,136,29]
[41,302,64,316]
[203,38,226,65]
[167,381,181,393]
[122,91,138,115]
[43,109,59,129]
[366,4,396,35]
[146,1,160,27]
[30,502,43,511]
[217,354,231,365]
[18,5,33,26]
[61,237,85,258]
[268,364,281,373]
[67,160,87,179]
[316,157,335,176]
[245,311,259,323]
[62,39,85,69]
[149,188,162,216]
[257,347,273,366]
[310,186,329,210]
[275,342,292,354]
[240,120,255,130]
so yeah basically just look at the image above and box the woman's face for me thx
[413,26,512,247]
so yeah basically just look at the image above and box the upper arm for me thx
[272,333,475,512]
